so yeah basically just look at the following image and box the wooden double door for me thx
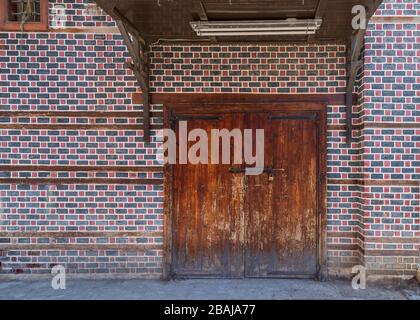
[168,104,326,279]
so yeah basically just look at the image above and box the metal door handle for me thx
[229,167,275,174]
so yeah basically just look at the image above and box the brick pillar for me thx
[357,0,420,280]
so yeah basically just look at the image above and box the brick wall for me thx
[149,44,347,94]
[0,0,164,277]
[358,0,419,277]
[0,0,418,279]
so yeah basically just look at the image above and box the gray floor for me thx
[0,278,418,300]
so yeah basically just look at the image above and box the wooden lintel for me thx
[132,93,358,106]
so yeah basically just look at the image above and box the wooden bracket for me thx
[345,0,383,144]
[114,13,151,142]
[93,1,151,142]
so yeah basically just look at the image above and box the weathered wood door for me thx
[244,112,319,278]
[172,113,245,278]
[170,107,322,279]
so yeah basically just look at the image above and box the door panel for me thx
[245,113,319,277]
[244,113,275,277]
[172,113,245,277]
[171,108,321,279]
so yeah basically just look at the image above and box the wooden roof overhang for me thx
[94,0,383,143]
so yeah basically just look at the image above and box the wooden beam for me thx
[132,93,358,105]
[115,19,148,93]
[0,165,163,172]
[0,124,162,131]
[0,231,163,238]
[0,178,163,185]
[115,20,140,64]
[0,111,162,117]
[113,8,146,47]
[328,179,420,187]
[0,244,162,251]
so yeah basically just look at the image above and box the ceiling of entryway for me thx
[95,0,383,44]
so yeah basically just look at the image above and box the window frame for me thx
[0,0,49,31]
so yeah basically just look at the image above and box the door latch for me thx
[229,167,275,175]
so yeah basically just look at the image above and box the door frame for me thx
[163,99,327,280]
